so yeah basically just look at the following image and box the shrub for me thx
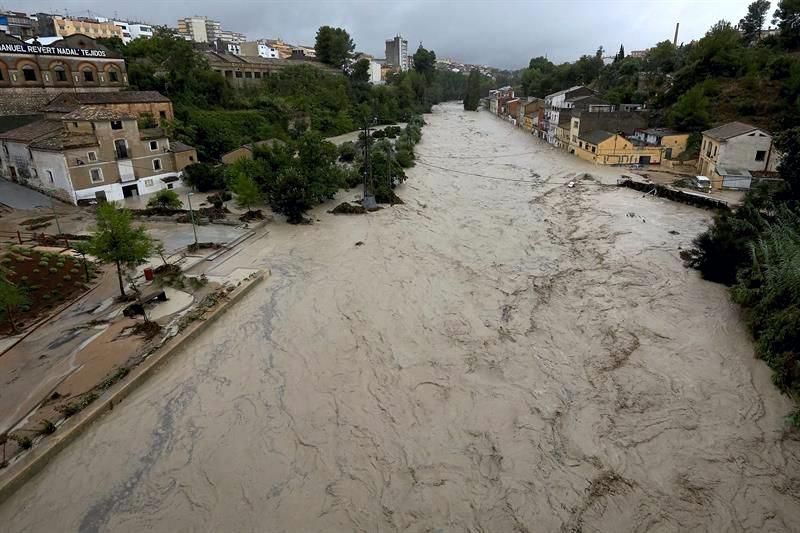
[70,268,79,274]
[38,260,48,267]
[49,267,57,273]
[63,275,72,281]
[338,141,357,162]
[396,149,415,168]
[11,434,32,449]
[147,189,183,210]
[32,268,40,274]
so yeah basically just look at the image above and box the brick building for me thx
[41,91,174,125]
[0,33,127,115]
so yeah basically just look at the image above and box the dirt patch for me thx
[0,248,95,335]
[239,209,265,222]
[330,202,367,215]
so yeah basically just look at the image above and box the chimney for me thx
[673,22,679,46]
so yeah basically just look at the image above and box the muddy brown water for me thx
[2,103,799,532]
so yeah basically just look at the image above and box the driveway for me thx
[0,179,54,209]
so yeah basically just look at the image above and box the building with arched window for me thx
[0,32,127,115]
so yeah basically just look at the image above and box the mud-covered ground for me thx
[2,103,799,532]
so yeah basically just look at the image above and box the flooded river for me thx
[2,103,799,532]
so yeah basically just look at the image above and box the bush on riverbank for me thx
[687,129,800,422]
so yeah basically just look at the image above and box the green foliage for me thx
[86,203,154,297]
[740,0,772,45]
[270,168,313,224]
[774,0,800,49]
[146,189,183,210]
[230,173,263,211]
[183,163,225,192]
[668,85,712,131]
[314,26,354,69]
[0,276,27,333]
[464,69,482,111]
[412,45,437,82]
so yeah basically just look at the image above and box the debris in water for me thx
[669,230,680,235]
[568,181,575,188]
[355,241,364,246]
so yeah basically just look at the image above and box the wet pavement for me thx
[0,179,54,210]
[1,103,799,532]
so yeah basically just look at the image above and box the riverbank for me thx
[0,102,797,532]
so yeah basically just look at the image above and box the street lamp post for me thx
[186,192,198,247]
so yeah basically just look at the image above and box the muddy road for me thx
[2,103,799,532]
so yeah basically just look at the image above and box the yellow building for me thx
[53,17,124,39]
[631,128,690,159]
[574,130,664,165]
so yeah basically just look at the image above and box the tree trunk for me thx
[6,304,16,333]
[115,260,125,298]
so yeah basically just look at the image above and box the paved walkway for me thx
[0,179,54,210]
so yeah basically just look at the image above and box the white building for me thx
[240,41,280,59]
[113,21,154,44]
[698,122,781,190]
[543,85,595,144]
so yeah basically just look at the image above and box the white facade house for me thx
[113,21,154,44]
[257,43,279,58]
[698,122,781,190]
[543,86,595,144]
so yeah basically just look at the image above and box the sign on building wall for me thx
[0,43,109,57]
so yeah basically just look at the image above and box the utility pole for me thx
[49,195,62,235]
[186,192,199,247]
[362,117,377,209]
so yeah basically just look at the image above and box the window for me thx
[54,67,67,81]
[189,155,195,162]
[90,168,103,183]
[144,178,154,186]
[152,158,162,171]
[235,71,243,78]
[245,71,252,79]
[591,146,596,153]
[111,120,123,130]
[83,69,94,82]
[22,66,37,81]
[46,170,54,183]
[159,110,167,119]
[713,146,717,156]
[254,71,261,78]
[87,151,97,161]
[0,69,3,81]
[149,140,158,151]
[109,70,119,82]
[114,139,128,158]
[755,150,766,162]
[72,122,78,128]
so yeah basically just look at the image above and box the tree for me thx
[146,189,182,209]
[668,85,712,131]
[183,162,225,192]
[464,69,481,111]
[230,173,263,213]
[774,127,800,200]
[314,26,355,69]
[774,0,800,48]
[350,58,371,84]
[741,0,771,44]
[270,168,312,224]
[86,203,155,298]
[615,44,625,63]
[0,277,26,333]
[412,45,437,81]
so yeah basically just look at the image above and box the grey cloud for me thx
[23,0,754,68]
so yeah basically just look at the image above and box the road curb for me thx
[0,269,268,504]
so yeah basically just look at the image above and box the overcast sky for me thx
[17,0,756,68]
